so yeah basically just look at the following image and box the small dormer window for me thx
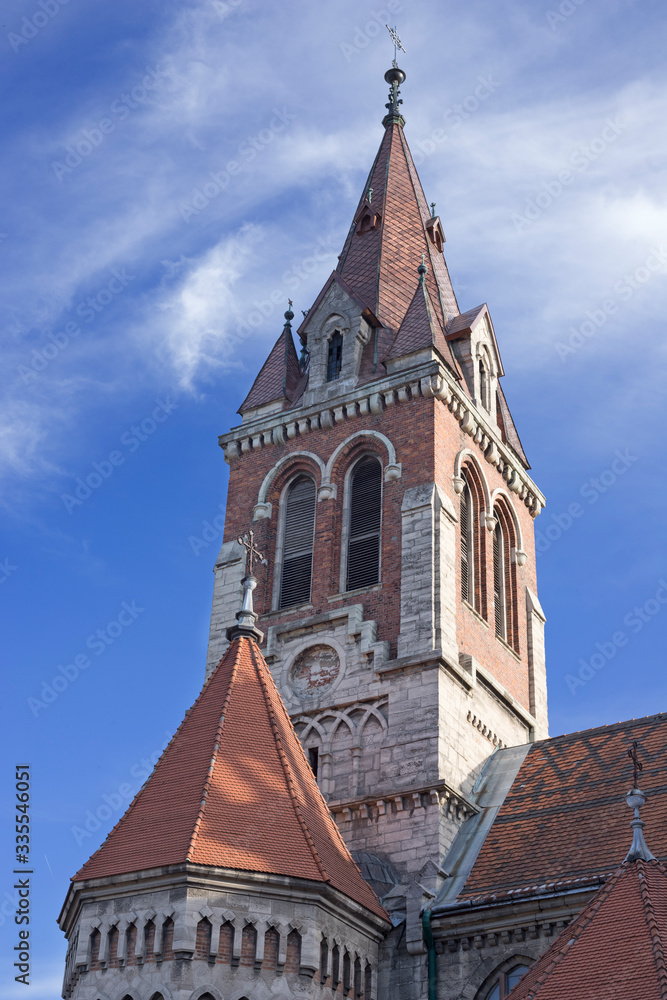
[327,331,343,381]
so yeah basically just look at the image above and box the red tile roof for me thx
[458,715,667,903]
[386,272,453,366]
[336,121,460,347]
[73,636,388,922]
[238,325,302,413]
[508,858,667,999]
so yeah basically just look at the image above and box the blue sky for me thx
[1,0,666,994]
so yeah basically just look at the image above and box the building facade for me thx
[59,64,667,1000]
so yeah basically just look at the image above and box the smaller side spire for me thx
[226,531,265,644]
[625,787,657,863]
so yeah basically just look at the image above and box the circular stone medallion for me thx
[289,644,340,698]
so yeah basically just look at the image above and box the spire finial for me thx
[226,531,266,643]
[284,300,294,324]
[383,26,406,128]
[430,202,436,219]
[624,740,656,863]
[418,254,427,283]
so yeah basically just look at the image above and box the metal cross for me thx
[237,530,265,577]
[628,739,643,788]
[385,24,406,66]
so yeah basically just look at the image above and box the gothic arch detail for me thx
[324,430,401,487]
[253,451,326,520]
[453,448,491,513]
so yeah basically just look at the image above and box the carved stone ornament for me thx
[289,644,341,699]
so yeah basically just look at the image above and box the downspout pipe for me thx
[422,909,437,1000]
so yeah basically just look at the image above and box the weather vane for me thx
[385,24,406,68]
[628,739,643,788]
[237,530,265,577]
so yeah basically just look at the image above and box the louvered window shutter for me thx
[280,477,316,608]
[494,521,506,639]
[327,332,343,381]
[460,483,473,605]
[347,458,382,591]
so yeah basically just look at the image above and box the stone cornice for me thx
[59,861,390,938]
[429,879,604,950]
[328,779,477,825]
[219,360,545,519]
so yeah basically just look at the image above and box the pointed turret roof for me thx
[507,859,667,999]
[336,76,459,338]
[238,309,303,414]
[386,263,451,361]
[507,787,667,999]
[73,633,387,921]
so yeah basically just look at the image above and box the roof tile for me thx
[73,636,388,921]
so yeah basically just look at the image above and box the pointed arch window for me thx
[346,457,382,591]
[460,466,487,619]
[482,963,531,999]
[460,479,475,607]
[493,501,519,653]
[280,476,316,608]
[327,331,343,381]
[493,522,507,641]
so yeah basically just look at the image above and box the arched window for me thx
[285,929,302,973]
[319,936,329,984]
[346,457,382,591]
[143,920,155,962]
[460,466,487,619]
[365,962,373,999]
[240,924,257,967]
[343,951,351,994]
[483,963,531,999]
[493,501,519,653]
[195,918,212,959]
[332,944,340,987]
[107,926,119,967]
[263,927,279,970]
[89,929,100,968]
[327,331,343,381]
[460,479,474,606]
[280,476,316,608]
[493,521,507,641]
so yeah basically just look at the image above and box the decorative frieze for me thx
[220,366,545,518]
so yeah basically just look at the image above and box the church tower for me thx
[206,64,548,937]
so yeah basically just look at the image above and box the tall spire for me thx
[335,65,460,349]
